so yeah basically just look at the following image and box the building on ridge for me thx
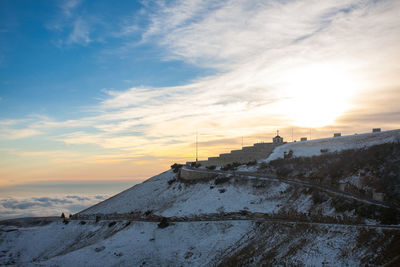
[273,130,284,143]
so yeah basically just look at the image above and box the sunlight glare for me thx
[282,63,360,128]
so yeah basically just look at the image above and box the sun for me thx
[280,63,361,128]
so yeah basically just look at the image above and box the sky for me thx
[0,0,400,192]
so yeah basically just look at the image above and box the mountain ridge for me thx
[1,129,400,266]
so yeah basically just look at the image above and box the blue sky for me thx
[0,0,399,189]
[0,0,208,120]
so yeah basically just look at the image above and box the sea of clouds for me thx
[0,195,108,220]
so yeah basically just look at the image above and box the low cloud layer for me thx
[0,195,107,220]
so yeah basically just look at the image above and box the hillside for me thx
[260,142,400,206]
[80,170,307,218]
[1,130,400,266]
[267,129,400,161]
[80,130,400,217]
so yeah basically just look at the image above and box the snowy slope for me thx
[0,220,253,266]
[266,129,400,162]
[80,170,315,217]
[81,130,400,217]
[1,219,398,266]
[2,129,400,266]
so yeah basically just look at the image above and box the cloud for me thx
[0,115,91,141]
[67,17,91,45]
[0,119,27,126]
[65,195,90,201]
[0,117,49,140]
[113,17,141,38]
[5,150,83,166]
[0,127,41,139]
[84,0,399,133]
[61,0,82,17]
[0,195,107,220]
[141,0,363,69]
[134,0,400,127]
[47,0,98,47]
[2,0,400,167]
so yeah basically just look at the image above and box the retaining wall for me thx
[180,167,219,181]
[194,142,285,167]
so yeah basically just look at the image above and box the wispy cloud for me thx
[6,149,81,160]
[6,0,400,150]
[61,0,82,17]
[67,17,91,45]
[132,0,400,126]
[112,15,141,38]
[85,0,399,141]
[9,0,400,134]
[1,0,399,181]
[47,0,97,47]
[141,0,362,68]
[0,119,41,139]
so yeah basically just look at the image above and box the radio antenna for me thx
[291,127,293,142]
[196,132,198,162]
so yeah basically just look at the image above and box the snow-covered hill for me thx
[1,129,400,266]
[4,217,399,266]
[78,130,400,218]
[79,170,312,217]
[1,219,254,266]
[3,217,399,266]
[267,129,400,161]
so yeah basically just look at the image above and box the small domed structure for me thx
[273,130,284,143]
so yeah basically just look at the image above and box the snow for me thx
[341,174,363,189]
[266,129,400,162]
[79,170,316,217]
[0,219,254,266]
[293,225,360,266]
[236,165,258,172]
[79,129,400,218]
[79,170,175,215]
[2,129,399,266]
[1,218,394,266]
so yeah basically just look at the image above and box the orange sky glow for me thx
[1,0,399,187]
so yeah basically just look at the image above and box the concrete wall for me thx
[195,142,285,167]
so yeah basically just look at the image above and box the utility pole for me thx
[291,127,293,142]
[196,132,198,162]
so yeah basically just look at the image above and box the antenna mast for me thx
[291,127,293,142]
[196,132,198,162]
